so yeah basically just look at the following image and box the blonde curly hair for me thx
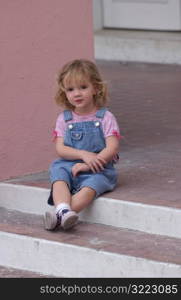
[55,59,108,110]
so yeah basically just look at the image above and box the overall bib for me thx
[48,108,118,205]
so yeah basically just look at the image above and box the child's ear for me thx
[93,85,98,95]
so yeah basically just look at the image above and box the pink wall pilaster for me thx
[0,0,94,180]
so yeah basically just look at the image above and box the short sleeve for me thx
[54,113,66,137]
[101,111,121,139]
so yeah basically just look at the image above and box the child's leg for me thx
[45,180,78,230]
[53,180,71,206]
[71,187,96,213]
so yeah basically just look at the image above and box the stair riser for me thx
[1,231,181,278]
[95,33,181,64]
[0,183,181,239]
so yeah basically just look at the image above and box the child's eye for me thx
[81,85,87,89]
[66,87,74,92]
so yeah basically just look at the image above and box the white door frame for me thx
[93,0,104,30]
[93,0,181,31]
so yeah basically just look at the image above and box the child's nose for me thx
[74,89,81,96]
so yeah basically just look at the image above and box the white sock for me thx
[55,203,71,217]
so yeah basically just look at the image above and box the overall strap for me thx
[63,110,73,122]
[95,107,107,119]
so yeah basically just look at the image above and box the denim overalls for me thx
[48,108,118,205]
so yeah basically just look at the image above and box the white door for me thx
[103,0,181,30]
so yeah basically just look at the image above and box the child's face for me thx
[63,78,96,113]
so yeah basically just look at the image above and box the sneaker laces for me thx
[56,209,69,226]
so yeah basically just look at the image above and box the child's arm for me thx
[55,137,106,172]
[71,163,90,177]
[72,136,119,176]
[96,135,120,164]
[55,137,84,160]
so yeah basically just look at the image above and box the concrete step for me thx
[0,182,181,239]
[94,29,181,64]
[0,265,53,278]
[1,207,181,277]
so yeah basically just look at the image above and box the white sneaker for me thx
[44,210,61,230]
[61,210,79,230]
[44,209,78,231]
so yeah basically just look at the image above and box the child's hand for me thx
[81,151,107,173]
[72,163,90,177]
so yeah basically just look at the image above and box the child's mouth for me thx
[74,99,83,104]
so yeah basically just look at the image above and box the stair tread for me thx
[4,170,181,210]
[95,30,181,64]
[1,207,181,266]
[0,265,54,278]
[95,29,181,42]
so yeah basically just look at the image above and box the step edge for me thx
[94,30,181,64]
[1,231,181,278]
[0,183,181,239]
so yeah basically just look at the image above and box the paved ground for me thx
[100,61,181,207]
[5,61,181,208]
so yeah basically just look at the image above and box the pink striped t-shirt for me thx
[54,110,121,139]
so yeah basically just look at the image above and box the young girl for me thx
[44,59,121,231]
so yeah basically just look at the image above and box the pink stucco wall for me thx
[0,0,94,180]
